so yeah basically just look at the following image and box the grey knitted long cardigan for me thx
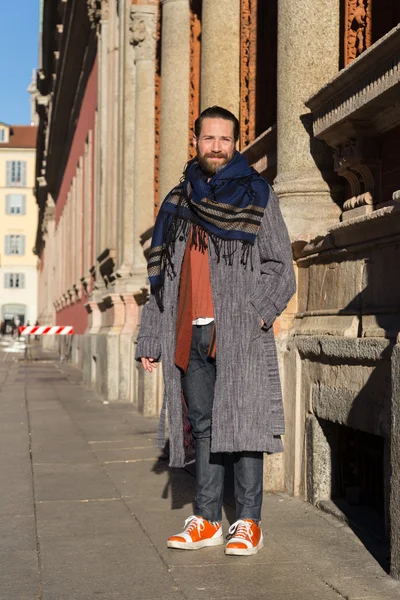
[135,187,296,468]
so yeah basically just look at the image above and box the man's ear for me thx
[192,134,197,149]
[235,139,239,150]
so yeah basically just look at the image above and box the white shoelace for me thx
[183,515,206,536]
[227,519,253,540]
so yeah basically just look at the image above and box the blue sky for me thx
[0,1,40,125]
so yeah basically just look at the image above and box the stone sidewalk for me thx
[1,338,400,600]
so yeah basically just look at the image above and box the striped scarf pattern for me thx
[148,151,270,309]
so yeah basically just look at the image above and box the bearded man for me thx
[136,106,295,556]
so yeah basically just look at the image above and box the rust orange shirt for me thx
[190,240,214,320]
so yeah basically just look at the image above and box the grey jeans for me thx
[181,323,263,523]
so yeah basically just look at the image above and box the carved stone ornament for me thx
[345,0,371,66]
[343,191,374,212]
[333,137,379,202]
[101,0,109,21]
[87,0,101,28]
[130,9,157,60]
[333,139,357,171]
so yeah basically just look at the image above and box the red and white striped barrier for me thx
[19,326,74,335]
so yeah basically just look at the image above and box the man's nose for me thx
[211,139,221,152]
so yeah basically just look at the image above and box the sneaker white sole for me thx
[167,536,224,550]
[225,535,264,556]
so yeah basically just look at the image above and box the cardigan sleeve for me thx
[250,188,296,329]
[135,292,162,362]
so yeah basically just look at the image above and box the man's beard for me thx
[197,151,232,177]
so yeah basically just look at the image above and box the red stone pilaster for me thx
[344,0,372,66]
[240,0,257,149]
[188,1,202,160]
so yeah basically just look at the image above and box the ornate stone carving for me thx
[101,0,109,21]
[42,196,56,235]
[87,0,109,29]
[343,191,374,211]
[129,8,157,60]
[333,139,357,171]
[333,137,380,207]
[240,0,257,149]
[188,0,201,160]
[344,0,372,66]
[87,0,101,28]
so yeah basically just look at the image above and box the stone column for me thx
[159,0,190,201]
[200,0,241,116]
[274,0,342,240]
[130,4,158,289]
[115,0,127,271]
[115,0,136,278]
[97,0,110,257]
[106,0,119,253]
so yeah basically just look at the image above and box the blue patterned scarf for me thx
[148,151,270,309]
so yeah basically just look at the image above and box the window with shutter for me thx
[5,194,25,214]
[5,235,25,255]
[21,162,27,186]
[3,273,25,288]
[6,161,27,187]
[6,161,11,186]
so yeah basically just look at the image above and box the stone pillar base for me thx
[135,359,163,417]
[94,294,125,402]
[118,294,140,403]
[283,342,306,497]
[263,454,284,492]
[274,179,342,241]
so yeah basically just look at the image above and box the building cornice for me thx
[306,24,400,145]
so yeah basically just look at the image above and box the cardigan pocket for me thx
[245,305,264,342]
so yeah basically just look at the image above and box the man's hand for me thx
[141,357,157,373]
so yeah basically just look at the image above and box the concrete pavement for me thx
[1,337,400,600]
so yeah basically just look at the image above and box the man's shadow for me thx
[151,441,236,524]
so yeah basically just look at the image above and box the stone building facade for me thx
[0,124,38,328]
[35,0,400,576]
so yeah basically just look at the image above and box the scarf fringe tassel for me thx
[154,215,254,311]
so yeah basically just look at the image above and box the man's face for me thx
[195,117,236,177]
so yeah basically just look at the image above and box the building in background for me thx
[0,123,38,330]
[34,0,97,350]
[35,0,400,577]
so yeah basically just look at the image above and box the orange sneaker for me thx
[225,519,264,556]
[167,515,223,550]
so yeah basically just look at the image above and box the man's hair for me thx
[194,106,239,142]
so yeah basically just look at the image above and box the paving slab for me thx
[1,342,400,600]
[33,462,119,502]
